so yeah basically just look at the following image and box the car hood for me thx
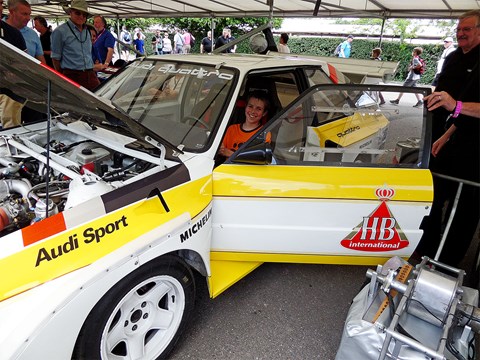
[0,39,179,153]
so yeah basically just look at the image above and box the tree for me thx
[114,17,282,38]
[386,19,419,43]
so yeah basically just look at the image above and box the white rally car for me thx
[0,38,433,359]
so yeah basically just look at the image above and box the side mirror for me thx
[231,143,272,165]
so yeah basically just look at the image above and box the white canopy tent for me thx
[28,0,478,20]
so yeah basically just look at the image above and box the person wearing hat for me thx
[51,0,100,91]
[431,36,456,88]
[338,35,354,58]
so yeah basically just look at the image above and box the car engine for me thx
[0,124,157,235]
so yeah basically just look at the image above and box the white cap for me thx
[444,37,454,42]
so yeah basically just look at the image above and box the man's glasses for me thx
[456,25,479,33]
[72,10,87,17]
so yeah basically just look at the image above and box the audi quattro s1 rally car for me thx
[0,37,433,360]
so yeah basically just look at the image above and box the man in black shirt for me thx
[0,0,27,129]
[200,30,212,54]
[414,9,480,267]
[33,16,53,67]
[0,1,26,50]
[215,28,233,53]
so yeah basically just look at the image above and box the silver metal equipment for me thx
[336,256,480,360]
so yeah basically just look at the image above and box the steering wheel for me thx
[183,115,211,131]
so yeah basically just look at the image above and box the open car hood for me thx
[0,39,179,153]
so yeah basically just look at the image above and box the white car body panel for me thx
[212,198,429,255]
[0,205,213,359]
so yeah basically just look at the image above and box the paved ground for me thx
[169,263,370,360]
[168,230,480,360]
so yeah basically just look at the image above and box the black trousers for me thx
[415,141,480,267]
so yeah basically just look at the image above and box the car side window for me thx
[230,72,299,126]
[232,84,431,168]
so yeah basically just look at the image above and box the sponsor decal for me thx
[129,62,234,80]
[341,185,409,252]
[337,126,360,138]
[180,208,212,243]
[35,215,129,267]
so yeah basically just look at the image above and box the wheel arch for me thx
[72,253,197,359]
[174,248,209,277]
[9,250,207,360]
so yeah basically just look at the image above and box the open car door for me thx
[209,84,433,296]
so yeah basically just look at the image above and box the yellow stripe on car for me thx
[0,176,212,301]
[213,165,433,202]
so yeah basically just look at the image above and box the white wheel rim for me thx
[100,275,186,360]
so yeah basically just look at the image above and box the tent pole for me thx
[211,17,215,52]
[116,17,121,60]
[378,17,386,48]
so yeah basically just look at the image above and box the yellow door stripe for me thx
[213,165,433,202]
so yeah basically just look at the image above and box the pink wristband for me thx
[452,101,462,118]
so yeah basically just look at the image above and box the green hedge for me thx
[142,32,442,84]
[236,36,441,84]
[273,37,441,84]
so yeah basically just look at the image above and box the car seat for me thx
[230,76,283,125]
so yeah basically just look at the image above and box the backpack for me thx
[413,57,426,75]
[333,43,342,56]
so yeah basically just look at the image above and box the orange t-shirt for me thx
[222,124,271,152]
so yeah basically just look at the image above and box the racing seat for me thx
[230,76,283,125]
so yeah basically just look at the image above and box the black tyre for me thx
[72,255,196,360]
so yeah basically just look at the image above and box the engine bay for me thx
[0,121,163,235]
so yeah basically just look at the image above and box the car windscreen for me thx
[96,60,236,152]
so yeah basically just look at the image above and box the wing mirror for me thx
[231,143,273,165]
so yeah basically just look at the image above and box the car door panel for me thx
[212,84,433,267]
[212,166,432,262]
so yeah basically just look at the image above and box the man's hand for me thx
[424,91,456,112]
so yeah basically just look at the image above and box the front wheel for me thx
[72,255,195,360]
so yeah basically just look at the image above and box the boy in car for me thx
[219,90,271,158]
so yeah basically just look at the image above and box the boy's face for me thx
[245,97,267,125]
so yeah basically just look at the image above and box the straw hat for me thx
[63,0,92,18]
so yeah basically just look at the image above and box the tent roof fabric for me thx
[29,0,478,20]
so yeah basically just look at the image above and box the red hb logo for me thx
[360,217,396,241]
[340,201,409,252]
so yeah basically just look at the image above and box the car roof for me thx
[148,53,330,73]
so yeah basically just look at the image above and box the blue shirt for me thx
[51,20,94,70]
[20,26,43,58]
[133,38,144,56]
[92,29,115,64]
[339,40,351,58]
